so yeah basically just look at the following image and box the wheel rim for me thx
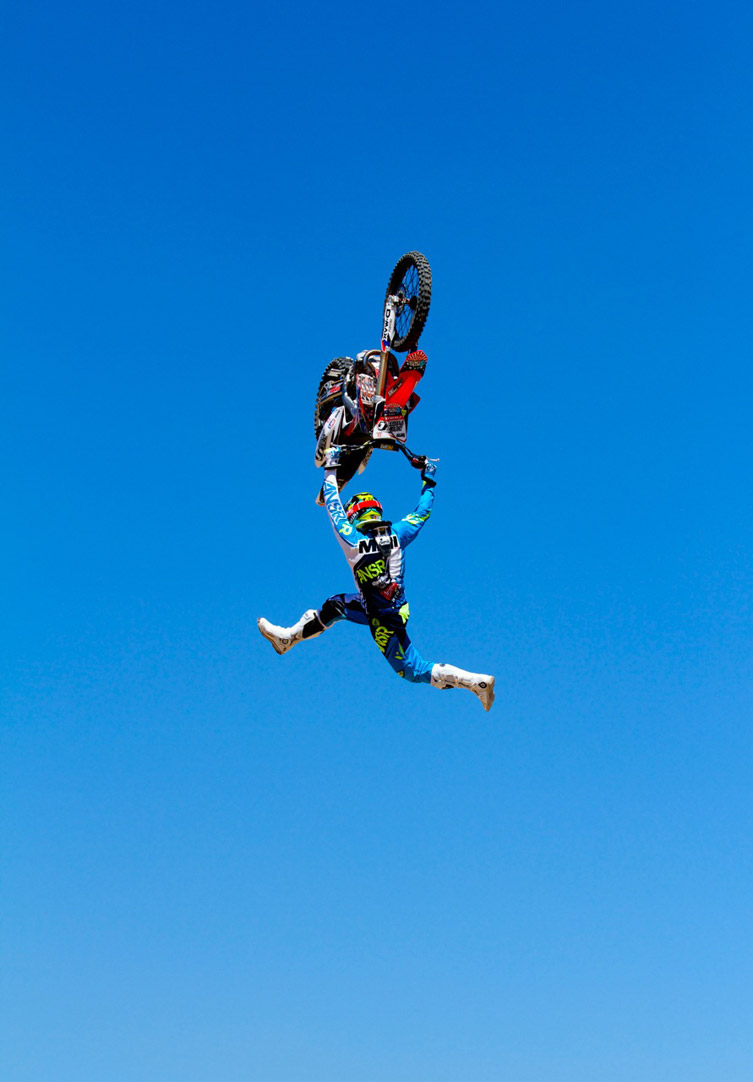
[393,263,420,342]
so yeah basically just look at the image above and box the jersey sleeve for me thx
[393,481,435,548]
[322,469,359,549]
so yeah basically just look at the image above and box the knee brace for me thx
[319,596,346,627]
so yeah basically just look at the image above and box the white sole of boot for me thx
[257,618,289,655]
[478,676,495,712]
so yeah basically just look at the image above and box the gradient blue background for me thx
[3,1,752,1079]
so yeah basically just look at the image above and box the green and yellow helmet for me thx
[345,491,383,530]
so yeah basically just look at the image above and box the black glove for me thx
[421,460,437,487]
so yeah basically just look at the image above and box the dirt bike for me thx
[313,251,433,501]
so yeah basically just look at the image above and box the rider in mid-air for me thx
[257,445,495,711]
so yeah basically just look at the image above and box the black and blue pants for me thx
[317,593,434,684]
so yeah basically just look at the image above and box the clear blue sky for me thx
[3,1,752,1079]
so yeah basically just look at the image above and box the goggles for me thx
[346,497,382,522]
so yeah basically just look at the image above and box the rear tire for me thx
[384,251,432,352]
[314,356,353,438]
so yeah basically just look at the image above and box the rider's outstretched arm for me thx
[322,468,359,549]
[393,462,437,549]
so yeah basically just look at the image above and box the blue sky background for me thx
[3,1,752,1079]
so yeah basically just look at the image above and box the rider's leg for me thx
[257,593,368,655]
[365,606,495,708]
[430,663,496,712]
[366,608,434,684]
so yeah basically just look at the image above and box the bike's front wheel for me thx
[383,251,432,352]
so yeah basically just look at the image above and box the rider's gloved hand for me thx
[324,446,342,470]
[421,460,438,487]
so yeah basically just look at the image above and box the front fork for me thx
[378,293,400,397]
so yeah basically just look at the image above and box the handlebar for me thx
[333,438,437,467]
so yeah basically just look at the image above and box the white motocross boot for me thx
[257,610,324,655]
[431,663,496,712]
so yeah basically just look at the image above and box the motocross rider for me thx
[257,452,495,711]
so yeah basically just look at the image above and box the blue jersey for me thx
[322,468,434,613]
